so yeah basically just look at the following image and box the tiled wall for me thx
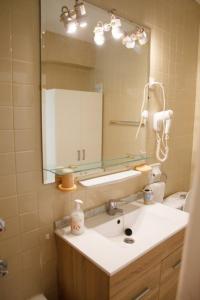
[0,0,199,300]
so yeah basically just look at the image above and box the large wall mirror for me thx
[41,0,150,184]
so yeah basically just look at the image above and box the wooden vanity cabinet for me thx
[56,229,185,300]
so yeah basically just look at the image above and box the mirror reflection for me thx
[41,0,150,183]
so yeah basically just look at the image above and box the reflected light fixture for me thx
[60,0,87,34]
[74,0,87,28]
[93,10,148,50]
[110,14,123,40]
[136,27,148,45]
[122,34,136,49]
[94,22,105,46]
[93,11,123,46]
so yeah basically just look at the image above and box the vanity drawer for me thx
[159,246,183,300]
[110,265,160,300]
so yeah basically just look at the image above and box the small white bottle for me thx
[71,199,85,235]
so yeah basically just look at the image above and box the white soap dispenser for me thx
[71,199,85,235]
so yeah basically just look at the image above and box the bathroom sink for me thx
[86,203,188,246]
[56,202,189,275]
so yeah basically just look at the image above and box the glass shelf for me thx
[44,154,149,176]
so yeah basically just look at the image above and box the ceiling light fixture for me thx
[60,1,87,34]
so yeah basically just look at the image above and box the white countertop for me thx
[55,202,189,276]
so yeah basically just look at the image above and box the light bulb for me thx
[112,26,123,40]
[125,40,135,49]
[67,21,77,34]
[94,22,105,46]
[94,33,105,46]
[79,16,87,28]
[122,35,135,49]
[138,31,148,45]
[74,0,86,17]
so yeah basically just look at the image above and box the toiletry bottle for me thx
[71,199,84,235]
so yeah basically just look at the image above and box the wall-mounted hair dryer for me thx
[153,110,173,162]
[136,80,173,162]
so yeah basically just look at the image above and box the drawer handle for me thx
[132,287,150,300]
[172,259,181,270]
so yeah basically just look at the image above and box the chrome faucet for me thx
[106,199,124,216]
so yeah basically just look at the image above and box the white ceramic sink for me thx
[56,202,189,275]
[92,203,186,246]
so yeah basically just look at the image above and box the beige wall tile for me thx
[42,260,57,299]
[21,266,43,300]
[21,229,40,251]
[0,236,21,257]
[13,61,34,84]
[0,59,12,82]
[22,247,40,269]
[0,216,19,241]
[0,130,14,153]
[14,129,35,151]
[18,192,37,214]
[16,171,40,194]
[0,107,13,129]
[0,196,18,218]
[38,190,54,227]
[0,270,23,300]
[15,151,40,173]
[0,153,15,175]
[14,107,34,129]
[13,84,34,107]
[20,212,39,233]
[0,174,16,197]
[0,5,11,59]
[0,83,12,106]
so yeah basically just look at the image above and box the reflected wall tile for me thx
[0,107,13,129]
[13,61,34,84]
[0,59,12,82]
[14,107,34,129]
[13,84,34,107]
[0,131,14,153]
[0,83,12,106]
